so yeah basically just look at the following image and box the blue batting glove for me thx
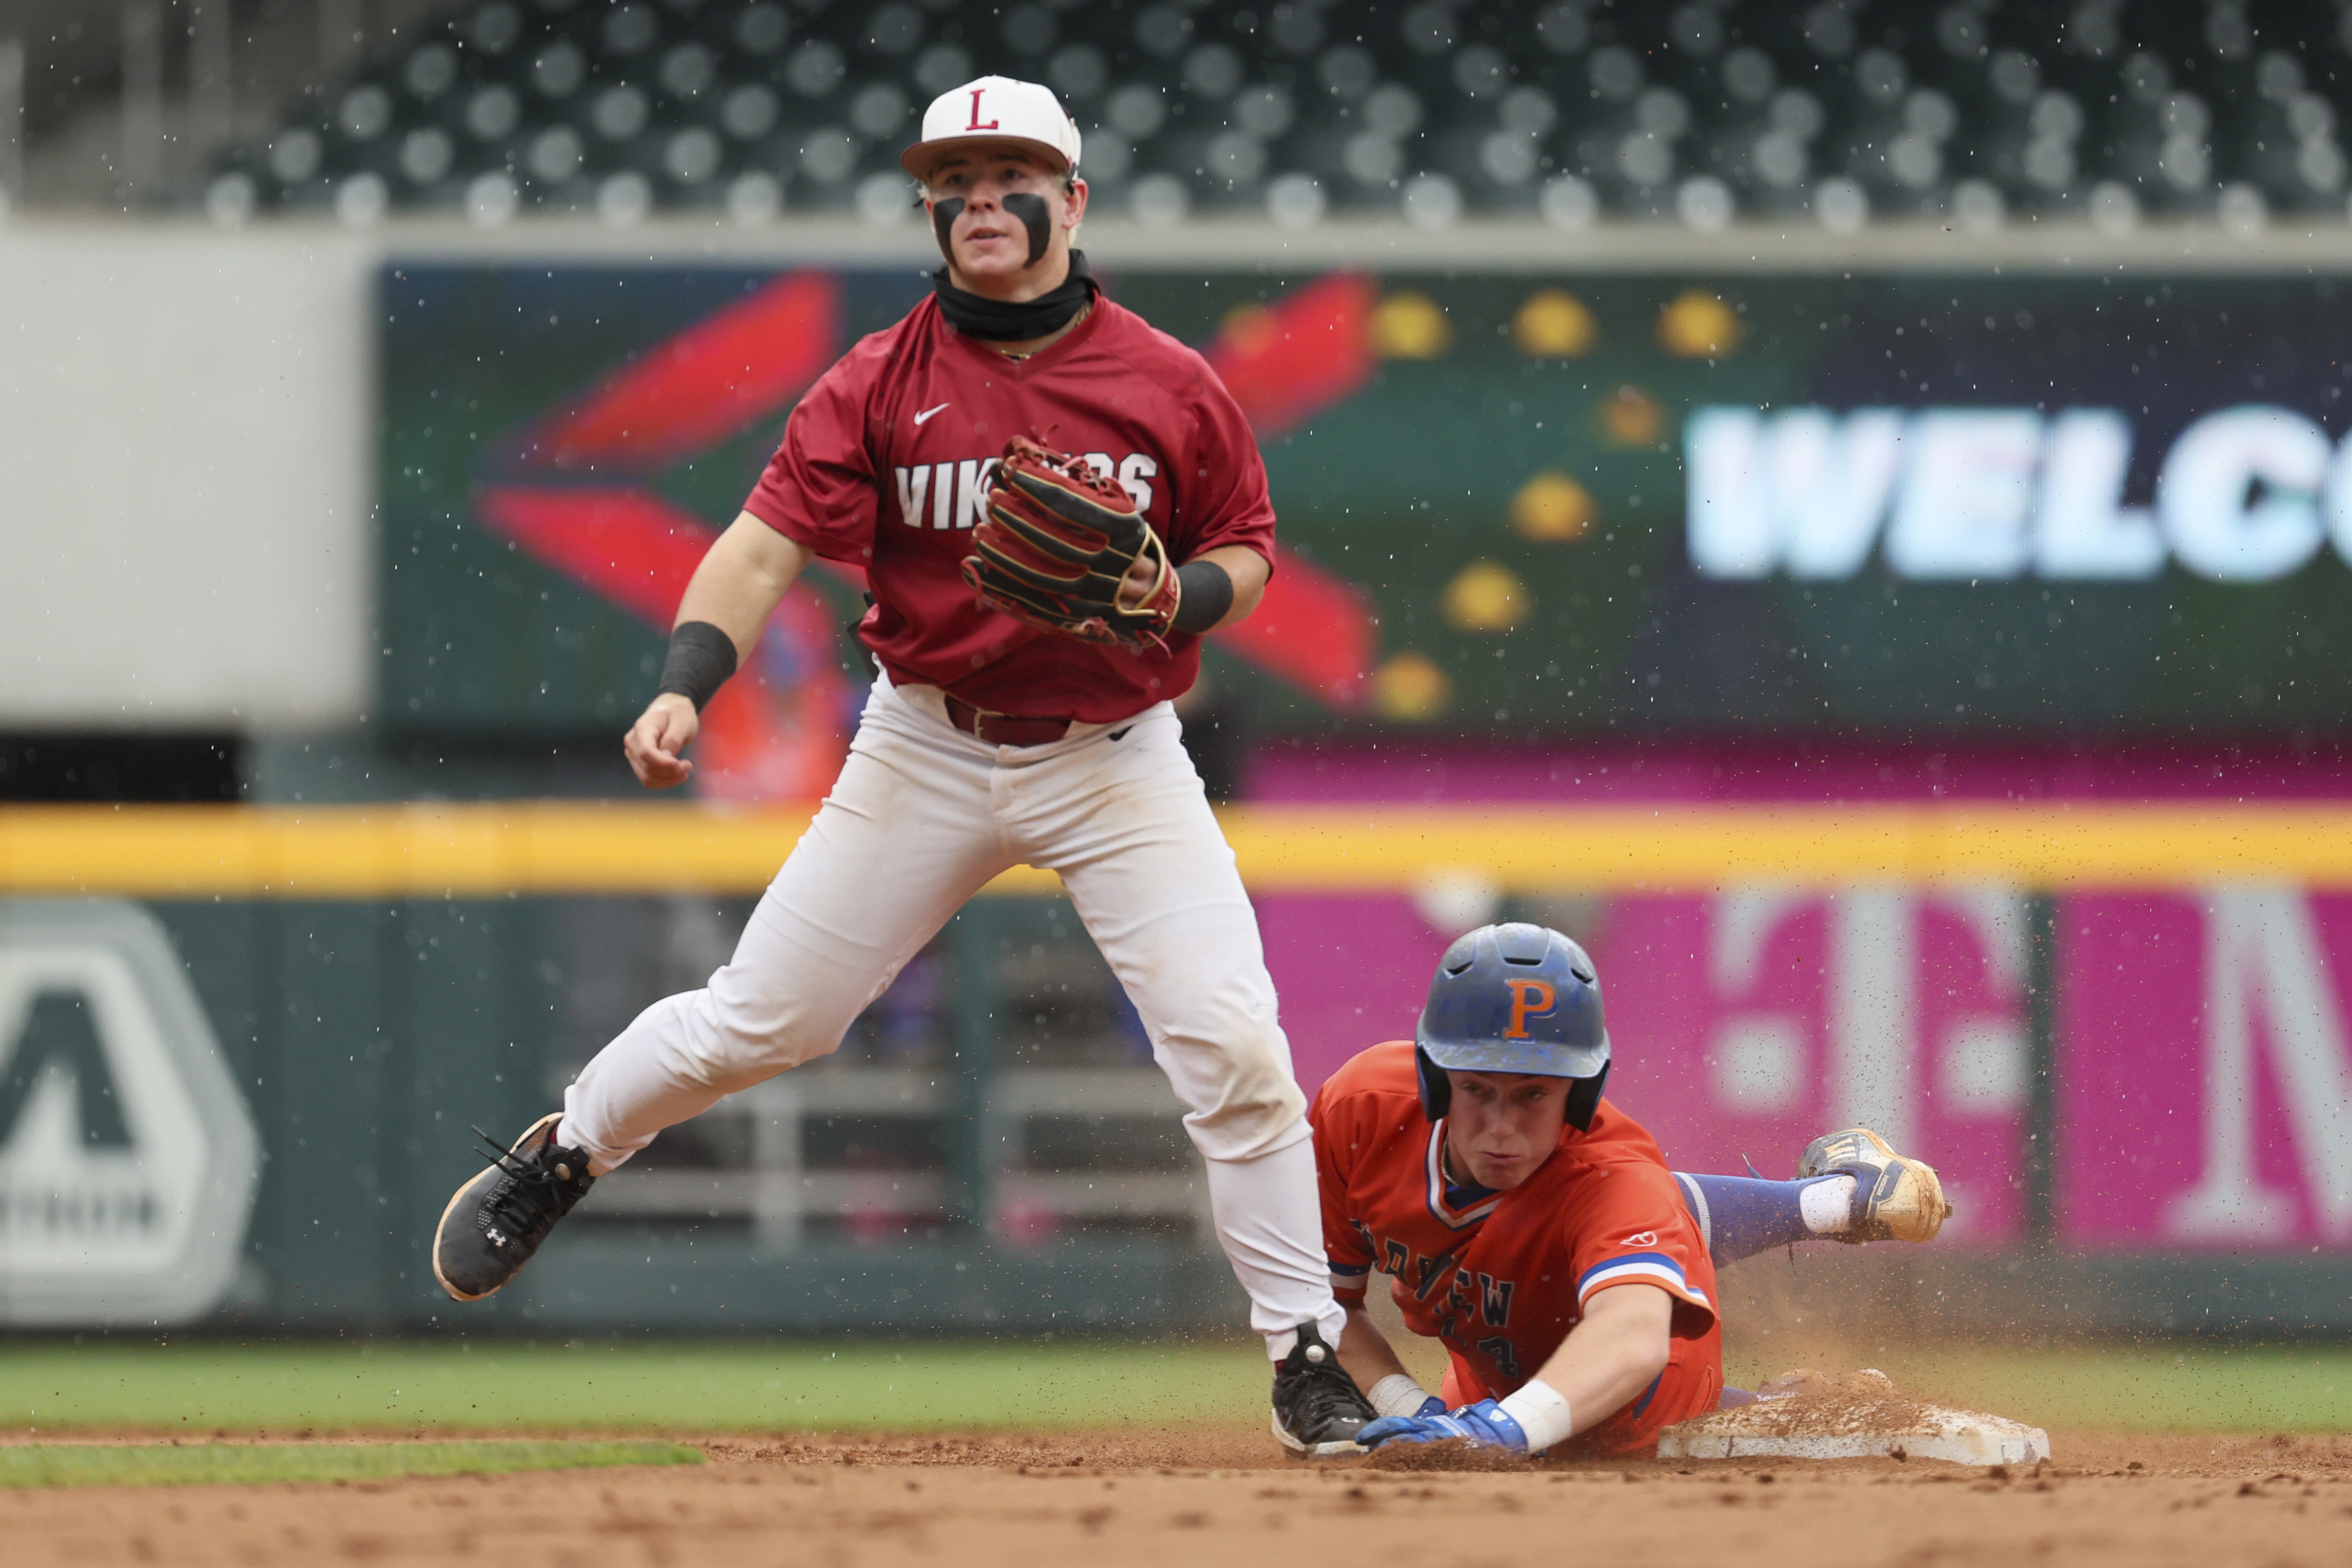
[1412,1395,1448,1417]
[1355,1398,1529,1453]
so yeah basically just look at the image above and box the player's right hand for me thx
[623,693,700,789]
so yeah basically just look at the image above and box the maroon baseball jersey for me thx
[743,293,1277,723]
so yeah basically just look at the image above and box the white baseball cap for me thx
[900,76,1083,180]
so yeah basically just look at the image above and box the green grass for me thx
[0,1340,1274,1435]
[0,1440,700,1489]
[1,1339,2347,1439]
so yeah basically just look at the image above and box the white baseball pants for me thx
[558,672,1343,1355]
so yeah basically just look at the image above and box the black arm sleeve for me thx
[1171,559,1235,635]
[656,621,740,711]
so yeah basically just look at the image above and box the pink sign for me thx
[1262,887,2352,1253]
[1597,891,2029,1245]
[2061,890,2352,1249]
[1253,740,2352,1255]
[1257,895,1434,1080]
[1264,888,2028,1242]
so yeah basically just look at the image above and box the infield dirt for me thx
[5,1430,2350,1567]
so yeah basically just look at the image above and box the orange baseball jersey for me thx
[1311,1041,1723,1455]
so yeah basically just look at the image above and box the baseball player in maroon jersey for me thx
[432,76,1376,1455]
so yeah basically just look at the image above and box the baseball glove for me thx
[961,435,1180,653]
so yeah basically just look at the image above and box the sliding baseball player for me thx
[1318,923,1950,1455]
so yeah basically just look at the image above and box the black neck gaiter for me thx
[933,251,1098,342]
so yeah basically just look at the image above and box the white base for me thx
[1657,1405,2051,1467]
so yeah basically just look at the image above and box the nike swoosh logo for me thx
[1108,727,1132,740]
[914,402,950,425]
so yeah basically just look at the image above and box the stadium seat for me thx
[200,0,2352,229]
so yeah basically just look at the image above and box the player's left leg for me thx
[1002,704,1367,1452]
[1673,1171,1856,1265]
[1675,1126,1952,1266]
[1004,704,1329,1346]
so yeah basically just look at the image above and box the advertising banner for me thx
[1255,742,2352,1258]
[0,901,260,1324]
[1268,882,2352,1255]
[1267,886,2031,1244]
[1602,887,2033,1243]
[2061,889,2352,1250]
[382,262,2352,770]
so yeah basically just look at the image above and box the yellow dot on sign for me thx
[1374,652,1452,721]
[1441,560,1528,632]
[1599,385,1663,447]
[1511,471,1596,542]
[1371,291,1453,359]
[1512,289,1598,357]
[1657,290,1742,358]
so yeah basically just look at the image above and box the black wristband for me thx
[656,621,739,711]
[1171,559,1235,635]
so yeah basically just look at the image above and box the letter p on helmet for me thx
[1504,979,1558,1039]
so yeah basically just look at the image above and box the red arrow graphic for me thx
[527,271,845,473]
[1204,269,1379,440]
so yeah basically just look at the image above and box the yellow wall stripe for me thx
[3,802,2351,898]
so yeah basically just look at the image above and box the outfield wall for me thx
[5,802,2352,1335]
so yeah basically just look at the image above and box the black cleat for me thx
[432,1113,594,1302]
[1270,1322,1374,1457]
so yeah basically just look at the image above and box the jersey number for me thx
[1476,1336,1522,1387]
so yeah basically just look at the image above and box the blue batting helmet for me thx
[1414,922,1610,1131]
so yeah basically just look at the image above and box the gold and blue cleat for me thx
[1796,1127,1953,1245]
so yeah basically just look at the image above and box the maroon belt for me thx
[944,695,1072,747]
